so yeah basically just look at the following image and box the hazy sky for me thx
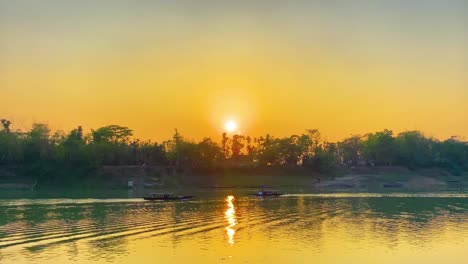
[1,0,467,141]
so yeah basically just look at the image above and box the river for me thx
[1,192,467,263]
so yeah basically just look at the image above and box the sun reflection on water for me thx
[225,195,237,245]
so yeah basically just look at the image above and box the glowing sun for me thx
[224,120,238,133]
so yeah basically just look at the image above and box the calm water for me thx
[1,193,467,264]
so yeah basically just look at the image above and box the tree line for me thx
[0,119,467,183]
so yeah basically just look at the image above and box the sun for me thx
[224,120,238,133]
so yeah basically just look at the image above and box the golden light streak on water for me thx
[1,194,468,263]
[225,195,237,245]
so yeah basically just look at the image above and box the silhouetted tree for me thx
[231,134,245,159]
[395,131,434,168]
[363,129,395,166]
[1,119,11,133]
[221,133,230,158]
[91,125,133,144]
[0,121,467,184]
[338,135,364,166]
[198,137,223,168]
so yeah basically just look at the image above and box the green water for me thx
[0,192,467,263]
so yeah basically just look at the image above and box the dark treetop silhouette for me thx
[0,120,467,185]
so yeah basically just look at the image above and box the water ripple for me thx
[0,194,467,263]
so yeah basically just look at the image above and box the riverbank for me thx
[187,166,467,191]
[1,165,466,193]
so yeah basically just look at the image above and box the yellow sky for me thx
[1,1,467,142]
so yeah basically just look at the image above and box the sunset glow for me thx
[1,1,467,141]
[1,2,468,264]
[224,120,238,133]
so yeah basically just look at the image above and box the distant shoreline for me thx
[2,122,468,195]
[1,165,466,193]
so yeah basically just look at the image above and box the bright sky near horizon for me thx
[1,1,467,142]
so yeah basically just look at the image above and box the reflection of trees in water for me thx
[241,197,328,249]
[362,197,467,245]
[0,205,25,228]
[237,196,468,250]
[324,197,467,248]
[23,205,49,224]
[1,196,467,260]
[0,202,139,256]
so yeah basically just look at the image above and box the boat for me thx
[143,193,194,201]
[447,180,461,183]
[249,190,284,197]
[382,183,403,188]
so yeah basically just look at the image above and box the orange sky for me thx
[1,1,467,142]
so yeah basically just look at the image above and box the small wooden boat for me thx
[143,193,194,201]
[249,191,284,197]
[383,183,403,188]
[447,180,461,183]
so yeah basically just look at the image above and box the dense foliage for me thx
[1,119,467,183]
